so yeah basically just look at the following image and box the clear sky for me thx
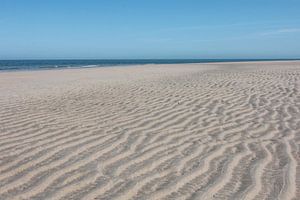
[0,0,300,59]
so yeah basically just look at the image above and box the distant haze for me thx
[0,0,300,59]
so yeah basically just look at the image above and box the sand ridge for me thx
[0,61,299,200]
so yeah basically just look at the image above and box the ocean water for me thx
[0,59,295,71]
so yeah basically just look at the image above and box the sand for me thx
[0,61,299,200]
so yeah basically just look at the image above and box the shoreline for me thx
[0,59,299,73]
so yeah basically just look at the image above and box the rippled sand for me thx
[0,61,299,200]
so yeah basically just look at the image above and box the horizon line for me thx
[1,58,300,61]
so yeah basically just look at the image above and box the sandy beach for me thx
[0,61,299,200]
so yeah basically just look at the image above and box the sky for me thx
[0,0,300,59]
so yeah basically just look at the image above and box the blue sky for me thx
[0,0,300,59]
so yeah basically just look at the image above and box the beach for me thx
[0,61,299,199]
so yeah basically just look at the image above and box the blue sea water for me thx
[0,59,296,71]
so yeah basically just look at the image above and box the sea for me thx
[0,59,297,71]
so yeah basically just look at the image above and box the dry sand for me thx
[0,61,299,200]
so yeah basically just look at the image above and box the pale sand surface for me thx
[0,61,299,200]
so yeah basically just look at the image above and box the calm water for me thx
[0,59,296,71]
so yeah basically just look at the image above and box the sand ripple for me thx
[0,62,299,200]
